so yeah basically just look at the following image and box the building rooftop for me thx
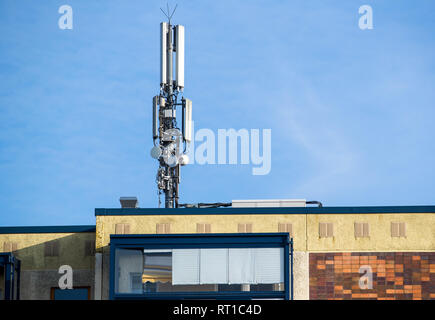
[95,205,435,216]
[0,225,96,234]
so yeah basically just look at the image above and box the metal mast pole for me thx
[152,9,190,209]
[162,21,176,209]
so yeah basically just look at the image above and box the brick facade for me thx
[309,252,435,300]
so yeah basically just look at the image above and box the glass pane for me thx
[143,250,172,292]
[114,247,285,295]
[115,248,143,294]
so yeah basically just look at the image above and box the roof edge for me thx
[0,225,96,234]
[95,205,435,216]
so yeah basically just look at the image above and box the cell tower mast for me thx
[151,6,192,208]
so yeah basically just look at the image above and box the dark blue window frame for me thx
[109,233,293,300]
[0,253,21,300]
[53,288,90,300]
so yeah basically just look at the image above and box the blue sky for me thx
[0,0,434,226]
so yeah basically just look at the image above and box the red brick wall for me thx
[309,252,435,300]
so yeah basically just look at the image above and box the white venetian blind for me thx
[172,249,200,285]
[254,248,284,284]
[172,248,284,285]
[228,249,255,284]
[199,249,228,284]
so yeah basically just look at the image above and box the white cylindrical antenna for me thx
[160,22,168,85]
[167,24,173,94]
[183,98,192,142]
[175,25,185,89]
[152,96,159,140]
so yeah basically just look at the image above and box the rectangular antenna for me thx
[175,25,185,89]
[160,22,168,85]
[152,96,159,139]
[183,98,192,142]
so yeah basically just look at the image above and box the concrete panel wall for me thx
[101,250,110,300]
[292,251,309,300]
[19,269,94,300]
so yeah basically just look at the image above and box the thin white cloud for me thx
[275,81,360,198]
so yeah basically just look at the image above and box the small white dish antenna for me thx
[179,154,189,166]
[150,146,162,159]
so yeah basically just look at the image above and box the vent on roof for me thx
[120,197,138,208]
[232,199,307,208]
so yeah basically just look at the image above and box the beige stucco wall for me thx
[0,232,96,299]
[307,213,435,252]
[96,213,435,252]
[0,232,96,270]
[96,214,307,250]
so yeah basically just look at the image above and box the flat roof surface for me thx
[95,205,435,216]
[0,225,96,234]
[2,207,433,233]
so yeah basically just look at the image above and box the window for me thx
[238,223,252,233]
[84,240,95,256]
[391,222,406,237]
[44,241,60,257]
[354,222,369,238]
[319,223,333,238]
[115,223,130,235]
[110,234,290,300]
[143,249,172,292]
[114,247,284,295]
[278,223,293,237]
[196,223,211,233]
[2,242,18,252]
[115,249,143,294]
[156,223,171,234]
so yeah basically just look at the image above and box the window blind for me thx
[199,249,228,284]
[228,248,255,284]
[254,248,284,284]
[172,248,284,285]
[172,249,200,285]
